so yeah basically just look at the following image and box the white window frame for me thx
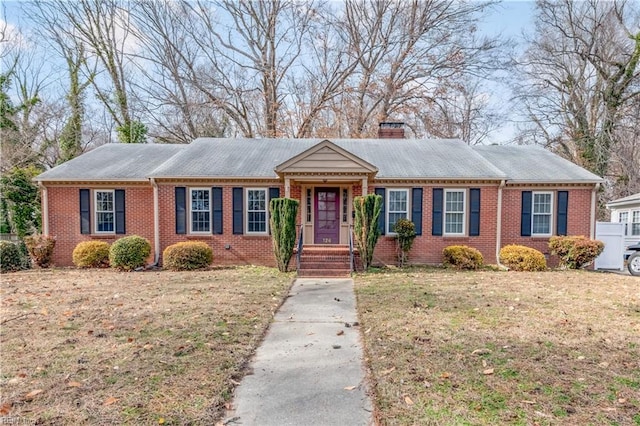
[531,191,553,237]
[386,189,410,235]
[94,190,115,234]
[618,211,629,236]
[632,210,640,236]
[189,188,211,234]
[246,188,268,235]
[444,189,466,236]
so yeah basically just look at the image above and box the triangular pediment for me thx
[275,140,378,175]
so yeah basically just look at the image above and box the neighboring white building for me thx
[607,192,640,254]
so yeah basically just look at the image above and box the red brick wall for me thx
[157,184,285,268]
[501,187,594,265]
[44,182,595,269]
[371,186,499,266]
[46,185,155,266]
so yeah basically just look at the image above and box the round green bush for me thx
[442,245,484,270]
[162,241,213,271]
[73,241,110,268]
[109,235,151,271]
[499,245,546,271]
[0,241,30,273]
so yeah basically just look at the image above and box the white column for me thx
[361,177,368,195]
[285,177,291,198]
[39,183,49,235]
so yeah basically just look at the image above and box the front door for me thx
[314,187,340,244]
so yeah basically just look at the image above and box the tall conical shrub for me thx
[269,198,299,272]
[353,194,382,270]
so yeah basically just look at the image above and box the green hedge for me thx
[73,241,110,268]
[442,245,484,270]
[499,245,546,271]
[163,241,213,271]
[109,235,151,271]
[0,241,30,273]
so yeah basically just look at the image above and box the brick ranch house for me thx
[35,125,602,271]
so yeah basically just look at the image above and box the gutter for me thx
[495,180,508,270]
[150,178,161,266]
[38,182,49,235]
[590,182,600,239]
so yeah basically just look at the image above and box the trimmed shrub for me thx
[353,194,382,270]
[0,241,30,273]
[394,218,416,267]
[73,241,110,268]
[23,234,56,268]
[269,198,299,272]
[499,245,546,271]
[163,241,213,271]
[442,245,484,270]
[549,235,604,269]
[109,235,151,271]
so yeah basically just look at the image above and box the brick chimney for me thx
[378,122,405,139]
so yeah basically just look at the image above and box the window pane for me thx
[444,191,464,234]
[445,212,463,234]
[533,193,551,214]
[247,190,267,233]
[97,212,114,232]
[95,191,114,232]
[532,215,550,234]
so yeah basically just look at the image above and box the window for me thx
[387,189,409,234]
[342,188,348,223]
[190,188,211,233]
[632,211,640,236]
[247,188,267,233]
[95,190,114,233]
[444,189,465,235]
[306,188,312,223]
[619,211,629,235]
[532,192,552,236]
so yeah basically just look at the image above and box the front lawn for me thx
[355,269,640,425]
[0,267,293,424]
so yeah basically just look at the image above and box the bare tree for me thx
[337,0,498,138]
[515,0,640,180]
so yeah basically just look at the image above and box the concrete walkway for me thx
[226,278,373,426]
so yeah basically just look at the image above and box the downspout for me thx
[150,178,161,266]
[38,182,49,235]
[590,182,600,239]
[496,180,507,270]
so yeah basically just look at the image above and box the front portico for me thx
[275,140,378,245]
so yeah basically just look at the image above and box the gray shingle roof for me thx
[606,192,640,207]
[35,144,186,181]
[35,138,602,184]
[150,138,507,179]
[473,145,603,183]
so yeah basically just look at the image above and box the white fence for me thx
[594,222,624,271]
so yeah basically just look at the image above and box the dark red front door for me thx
[314,188,340,244]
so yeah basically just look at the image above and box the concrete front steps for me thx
[297,245,355,277]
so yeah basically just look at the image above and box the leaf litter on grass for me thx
[355,269,640,425]
[0,267,293,424]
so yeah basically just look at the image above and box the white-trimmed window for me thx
[247,188,268,234]
[632,210,640,236]
[444,189,465,235]
[619,211,629,235]
[387,189,409,234]
[190,188,211,233]
[95,190,114,233]
[532,191,553,236]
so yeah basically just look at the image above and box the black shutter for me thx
[268,187,280,234]
[556,191,568,236]
[115,189,126,234]
[469,188,481,237]
[374,188,385,235]
[521,191,532,236]
[80,189,90,234]
[432,188,443,236]
[411,188,423,236]
[233,187,243,235]
[212,187,223,235]
[175,187,186,234]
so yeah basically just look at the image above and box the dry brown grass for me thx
[355,268,640,426]
[0,267,293,425]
